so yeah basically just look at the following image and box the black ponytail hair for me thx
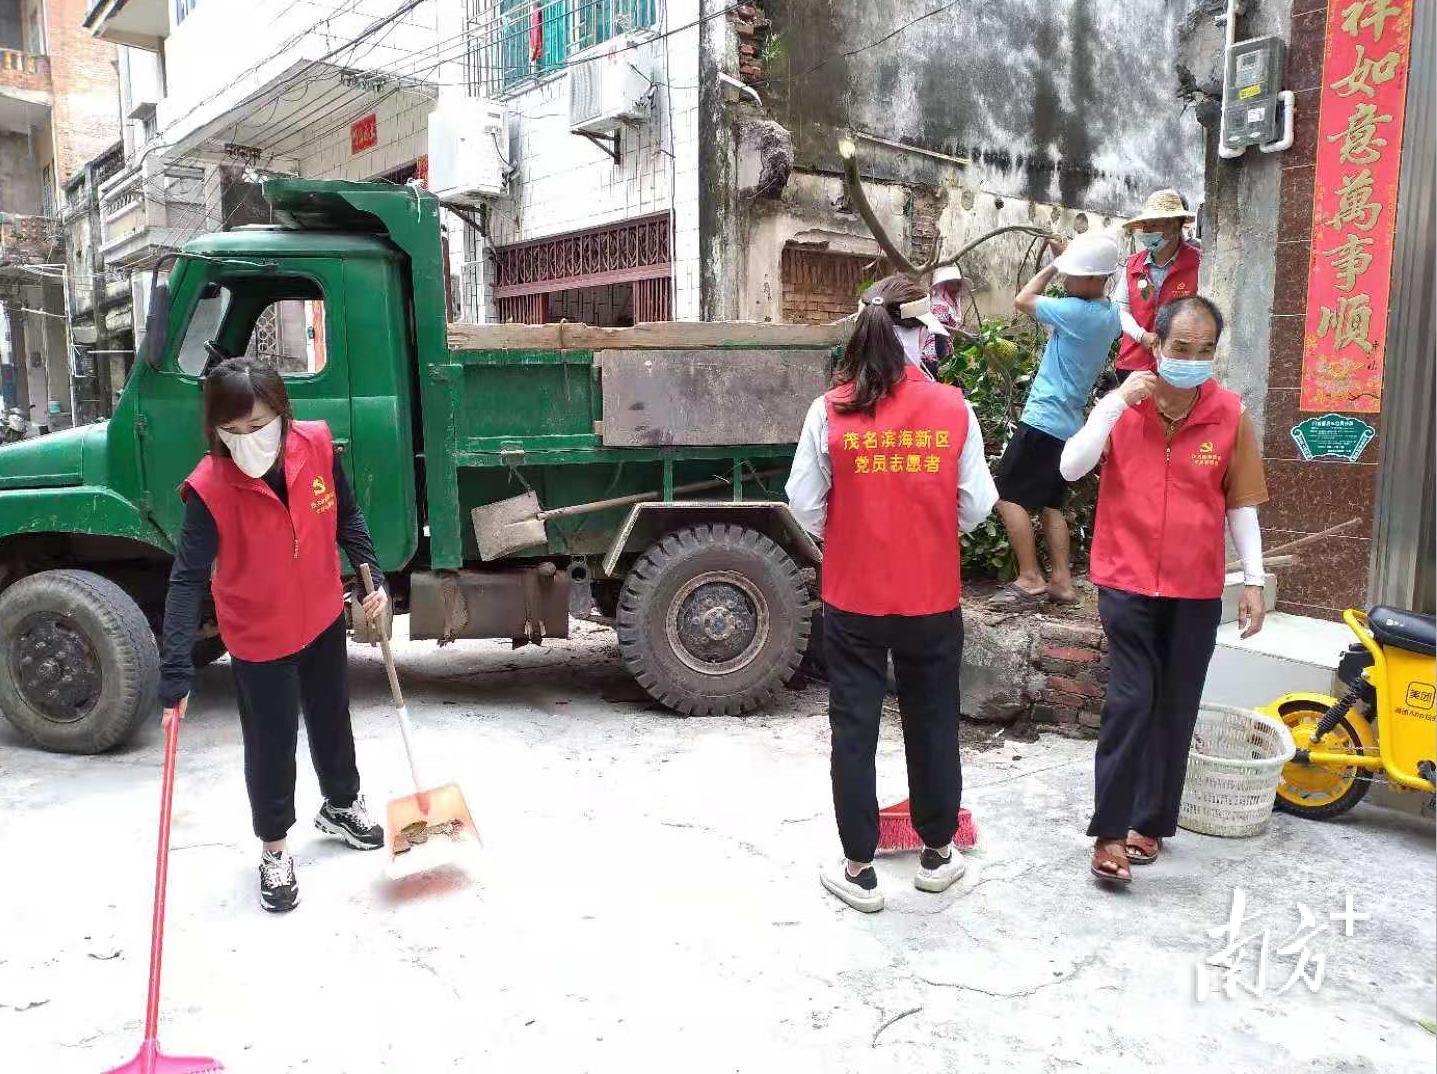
[830,274,928,416]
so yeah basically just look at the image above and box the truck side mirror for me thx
[141,281,170,370]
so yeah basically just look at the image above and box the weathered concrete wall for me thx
[0,132,45,215]
[1178,0,1291,436]
[765,0,1204,214]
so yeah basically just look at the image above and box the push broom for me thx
[103,700,223,1074]
[359,565,479,876]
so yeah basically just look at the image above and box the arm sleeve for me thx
[785,397,832,538]
[1059,392,1129,482]
[1119,307,1147,343]
[957,401,998,534]
[1227,505,1265,587]
[333,462,385,593]
[157,494,220,708]
[1032,295,1062,330]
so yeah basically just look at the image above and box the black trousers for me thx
[1088,588,1222,840]
[231,613,361,842]
[824,604,963,862]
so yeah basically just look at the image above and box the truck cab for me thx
[0,181,832,754]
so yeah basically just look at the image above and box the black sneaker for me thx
[820,859,885,913]
[314,794,385,850]
[915,843,966,893]
[259,849,299,913]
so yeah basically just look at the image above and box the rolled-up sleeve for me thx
[786,396,831,538]
[957,401,998,533]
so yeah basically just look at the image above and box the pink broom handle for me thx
[144,701,184,1041]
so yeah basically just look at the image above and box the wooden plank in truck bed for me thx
[447,320,850,352]
[597,348,830,447]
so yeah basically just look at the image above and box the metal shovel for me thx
[359,564,479,876]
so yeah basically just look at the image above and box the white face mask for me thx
[216,416,283,478]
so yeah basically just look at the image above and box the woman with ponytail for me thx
[786,274,998,912]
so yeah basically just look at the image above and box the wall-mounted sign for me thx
[1299,0,1413,414]
[1290,413,1377,462]
[350,113,378,155]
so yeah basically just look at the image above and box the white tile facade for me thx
[478,0,703,320]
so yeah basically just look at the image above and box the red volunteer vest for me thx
[182,420,345,662]
[1089,381,1242,600]
[1116,241,1201,372]
[823,366,970,616]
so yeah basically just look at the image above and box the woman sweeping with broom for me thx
[787,274,998,913]
[158,357,389,913]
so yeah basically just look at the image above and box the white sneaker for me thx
[914,844,966,893]
[820,859,885,913]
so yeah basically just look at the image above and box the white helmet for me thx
[1053,230,1124,277]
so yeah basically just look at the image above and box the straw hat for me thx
[1123,188,1195,229]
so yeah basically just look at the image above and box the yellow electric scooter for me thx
[1262,606,1436,819]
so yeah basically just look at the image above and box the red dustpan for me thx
[103,704,222,1074]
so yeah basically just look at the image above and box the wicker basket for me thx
[1178,705,1296,838]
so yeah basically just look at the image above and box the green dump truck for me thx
[0,180,842,754]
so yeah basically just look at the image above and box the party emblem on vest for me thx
[310,474,336,514]
[1191,440,1222,468]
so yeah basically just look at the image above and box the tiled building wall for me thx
[1261,0,1380,619]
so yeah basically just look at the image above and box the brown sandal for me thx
[1125,832,1162,865]
[1090,839,1132,885]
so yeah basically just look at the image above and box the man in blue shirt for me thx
[989,230,1123,609]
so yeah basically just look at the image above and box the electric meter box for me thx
[1223,35,1286,150]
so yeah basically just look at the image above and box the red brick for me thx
[1045,675,1105,700]
[1039,620,1106,648]
[1041,644,1101,665]
[1041,688,1093,710]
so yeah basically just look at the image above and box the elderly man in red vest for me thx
[1114,189,1201,380]
[1060,295,1269,885]
[787,274,997,912]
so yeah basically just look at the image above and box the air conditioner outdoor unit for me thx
[569,34,655,136]
[427,96,508,205]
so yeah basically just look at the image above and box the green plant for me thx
[937,317,1110,581]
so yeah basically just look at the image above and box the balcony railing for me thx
[0,47,50,86]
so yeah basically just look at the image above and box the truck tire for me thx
[0,569,159,753]
[617,524,810,716]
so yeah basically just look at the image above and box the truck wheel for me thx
[617,524,810,716]
[0,570,159,753]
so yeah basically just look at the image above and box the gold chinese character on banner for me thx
[872,454,887,473]
[1342,0,1401,43]
[905,454,921,473]
[843,432,860,451]
[924,454,941,473]
[854,456,870,474]
[1328,102,1393,164]
[1318,293,1377,354]
[1326,168,1382,231]
[863,431,879,450]
[1329,44,1401,98]
[899,430,915,449]
[935,430,950,449]
[881,430,897,449]
[1323,233,1376,291]
[888,454,904,474]
[915,430,933,449]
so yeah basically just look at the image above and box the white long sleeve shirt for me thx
[1059,393,1266,585]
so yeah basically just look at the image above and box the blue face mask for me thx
[1157,354,1213,389]
[1136,230,1167,252]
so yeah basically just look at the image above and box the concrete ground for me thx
[1,622,1433,1074]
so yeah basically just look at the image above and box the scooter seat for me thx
[1368,606,1436,657]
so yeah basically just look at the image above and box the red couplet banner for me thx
[1300,0,1414,413]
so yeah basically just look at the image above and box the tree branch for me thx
[839,137,919,276]
[838,138,1057,281]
